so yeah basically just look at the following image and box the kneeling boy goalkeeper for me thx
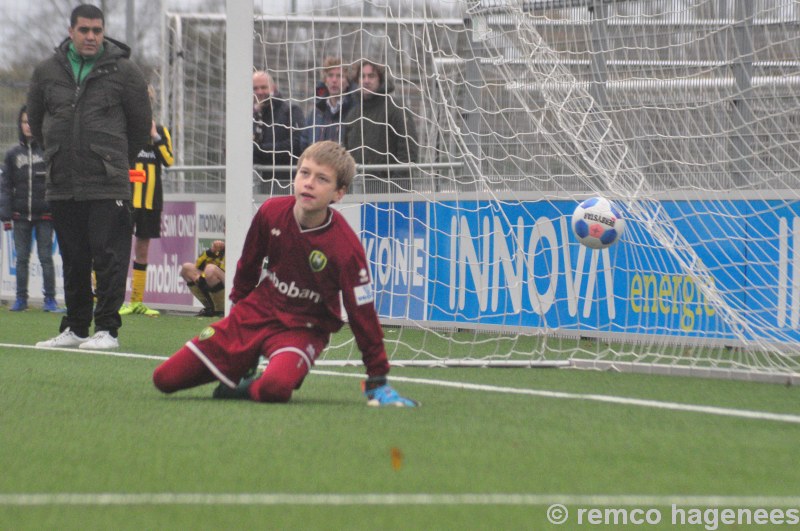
[153,141,417,406]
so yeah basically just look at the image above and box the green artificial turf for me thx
[1,308,799,530]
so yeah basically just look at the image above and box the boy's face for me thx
[20,113,32,139]
[324,67,344,96]
[293,157,345,214]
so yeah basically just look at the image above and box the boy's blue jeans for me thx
[13,219,56,301]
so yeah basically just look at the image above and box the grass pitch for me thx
[1,308,799,530]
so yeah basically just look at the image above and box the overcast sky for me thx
[0,0,311,68]
[0,0,312,21]
[0,0,458,68]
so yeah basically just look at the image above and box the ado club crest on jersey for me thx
[309,250,328,272]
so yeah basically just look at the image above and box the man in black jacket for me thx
[27,4,151,350]
[343,60,418,193]
[252,71,306,194]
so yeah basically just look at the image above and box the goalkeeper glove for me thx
[362,376,419,407]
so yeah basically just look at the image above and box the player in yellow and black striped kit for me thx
[180,240,226,317]
[120,88,174,316]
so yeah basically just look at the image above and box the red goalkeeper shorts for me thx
[184,310,329,389]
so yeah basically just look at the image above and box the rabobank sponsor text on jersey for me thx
[263,268,321,303]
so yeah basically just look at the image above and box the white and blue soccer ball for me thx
[571,197,625,250]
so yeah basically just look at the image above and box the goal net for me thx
[163,0,800,381]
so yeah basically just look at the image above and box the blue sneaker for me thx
[42,297,64,313]
[10,298,27,312]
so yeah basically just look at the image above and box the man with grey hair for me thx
[253,70,306,192]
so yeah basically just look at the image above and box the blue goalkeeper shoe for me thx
[362,379,419,407]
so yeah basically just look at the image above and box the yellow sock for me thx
[209,284,226,312]
[131,262,148,304]
[189,282,213,309]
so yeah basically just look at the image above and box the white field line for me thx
[1,493,799,507]
[314,370,800,425]
[4,343,800,424]
[0,343,168,361]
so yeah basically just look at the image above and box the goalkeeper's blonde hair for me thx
[297,140,356,191]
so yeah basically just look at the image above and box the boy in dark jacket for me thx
[0,105,61,312]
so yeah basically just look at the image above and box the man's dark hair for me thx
[70,4,105,27]
[350,60,385,86]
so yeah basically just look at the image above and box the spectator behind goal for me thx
[343,60,418,192]
[253,71,306,193]
[303,56,354,146]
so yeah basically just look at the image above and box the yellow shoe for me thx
[132,302,160,316]
[121,302,160,317]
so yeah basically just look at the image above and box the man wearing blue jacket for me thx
[303,56,354,146]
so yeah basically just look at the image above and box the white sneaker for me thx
[79,331,120,350]
[35,328,89,348]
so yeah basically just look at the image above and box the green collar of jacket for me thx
[67,42,105,85]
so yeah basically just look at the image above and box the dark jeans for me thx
[51,199,133,337]
[12,219,56,300]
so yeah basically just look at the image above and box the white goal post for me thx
[162,0,800,382]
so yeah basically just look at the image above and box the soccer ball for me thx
[571,197,625,250]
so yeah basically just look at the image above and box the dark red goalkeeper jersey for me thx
[230,196,389,377]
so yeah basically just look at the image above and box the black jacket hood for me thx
[56,35,133,59]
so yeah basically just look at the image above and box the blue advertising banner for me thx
[359,198,800,344]
[427,200,621,330]
[361,201,427,320]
